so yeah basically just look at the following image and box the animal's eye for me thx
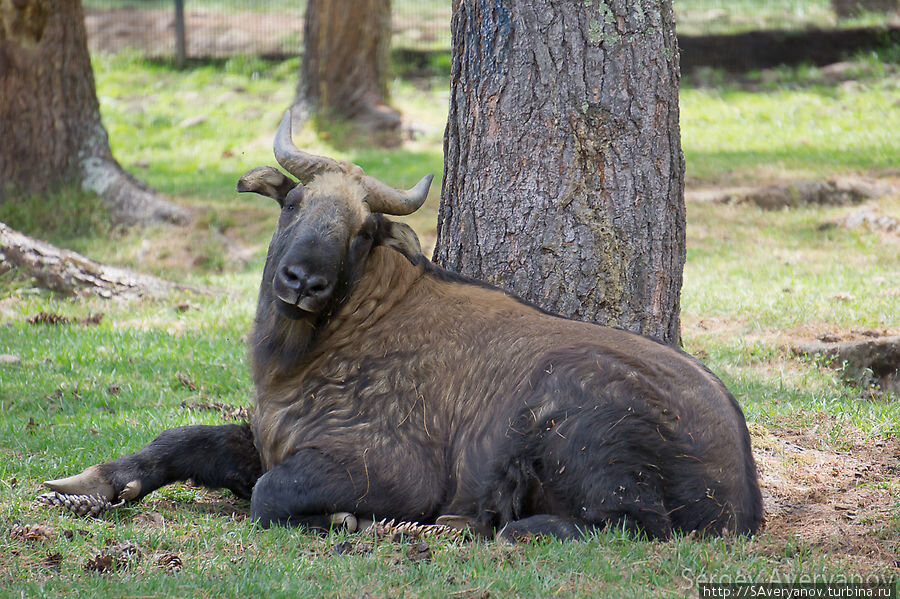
[284,204,296,212]
[357,224,376,243]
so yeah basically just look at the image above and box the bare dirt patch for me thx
[753,423,900,569]
[85,9,304,57]
[685,177,899,209]
[753,324,900,348]
[83,8,450,58]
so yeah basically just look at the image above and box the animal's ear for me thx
[236,166,300,206]
[374,217,422,260]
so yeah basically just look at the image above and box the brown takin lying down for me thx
[46,110,763,542]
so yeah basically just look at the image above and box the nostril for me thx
[278,265,305,288]
[305,275,329,296]
[276,265,330,298]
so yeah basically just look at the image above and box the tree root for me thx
[80,157,190,226]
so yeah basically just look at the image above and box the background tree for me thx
[295,0,401,132]
[434,0,685,345]
[0,0,186,225]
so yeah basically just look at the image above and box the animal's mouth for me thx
[273,296,315,320]
[275,293,322,320]
[275,291,314,311]
[273,286,332,319]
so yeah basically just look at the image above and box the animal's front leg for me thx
[44,423,262,502]
[251,448,366,528]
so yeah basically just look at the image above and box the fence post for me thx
[174,0,186,67]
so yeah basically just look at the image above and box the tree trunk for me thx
[296,0,401,132]
[0,0,188,225]
[0,222,200,299]
[434,0,685,345]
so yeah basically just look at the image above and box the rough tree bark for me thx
[295,0,401,132]
[434,0,685,345]
[0,0,188,225]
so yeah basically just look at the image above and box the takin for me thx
[45,110,763,541]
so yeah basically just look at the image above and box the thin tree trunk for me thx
[295,0,400,132]
[434,0,685,345]
[0,0,188,225]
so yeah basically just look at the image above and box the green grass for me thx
[93,53,444,197]
[2,51,900,597]
[674,0,900,35]
[0,186,115,255]
[94,53,300,197]
[681,60,900,184]
[683,201,898,331]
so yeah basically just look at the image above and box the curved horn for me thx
[273,109,342,182]
[362,173,433,216]
[273,108,433,215]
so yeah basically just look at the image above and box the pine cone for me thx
[36,491,122,518]
[155,551,184,572]
[372,518,469,542]
[9,523,57,542]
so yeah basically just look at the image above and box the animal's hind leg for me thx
[496,486,673,543]
[250,448,364,529]
[44,423,262,502]
[496,492,673,543]
[568,473,674,540]
[533,443,674,540]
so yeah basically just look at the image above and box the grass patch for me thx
[681,60,900,184]
[0,186,115,252]
[675,0,900,35]
[1,50,899,596]
[93,52,300,198]
[91,52,444,199]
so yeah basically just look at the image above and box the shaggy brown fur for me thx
[244,171,762,538]
[44,169,762,542]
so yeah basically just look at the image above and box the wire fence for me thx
[83,1,450,59]
[82,1,899,59]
